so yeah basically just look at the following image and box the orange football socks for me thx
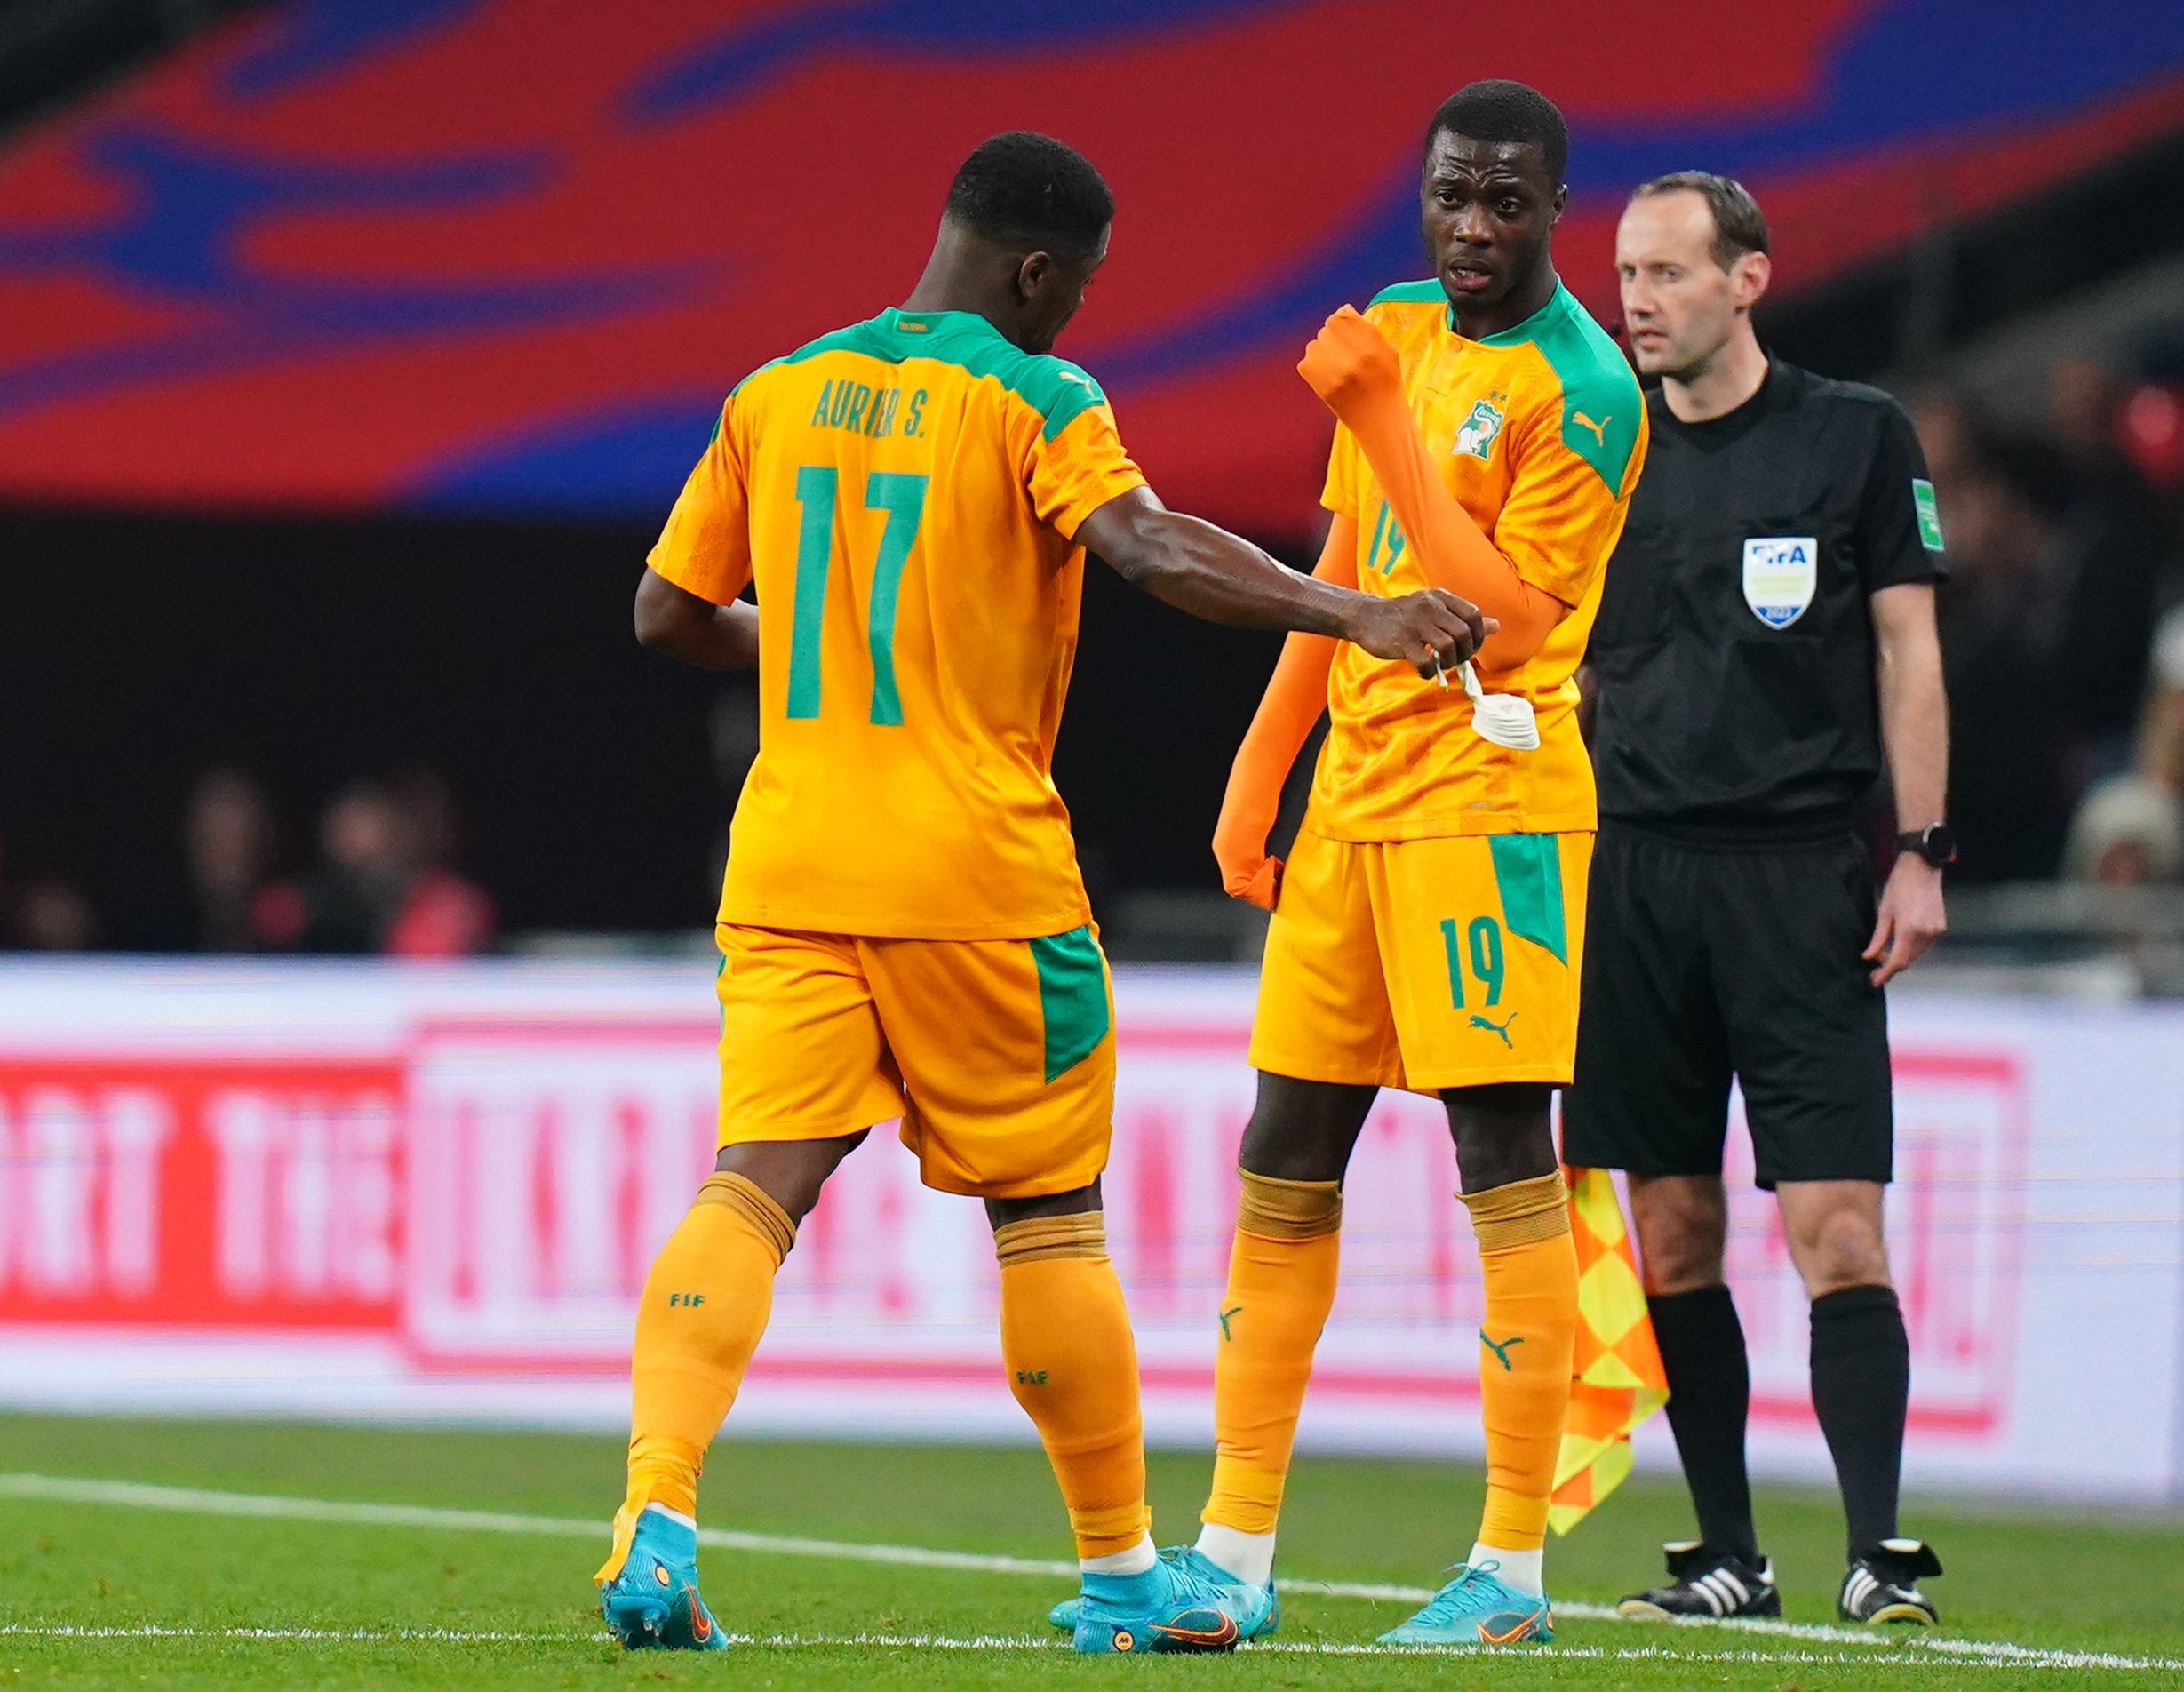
[1460,1171,1579,1584]
[596,1170,795,1584]
[994,1212,1153,1567]
[1199,1171,1343,1575]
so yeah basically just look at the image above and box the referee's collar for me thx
[1661,356,1792,434]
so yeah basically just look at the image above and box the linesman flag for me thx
[1549,1165,1670,1535]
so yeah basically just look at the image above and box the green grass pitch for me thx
[1,1412,2180,1688]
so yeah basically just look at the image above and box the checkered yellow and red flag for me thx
[1549,1165,1669,1535]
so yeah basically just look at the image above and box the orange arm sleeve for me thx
[1300,308,1565,673]
[1211,515,1356,909]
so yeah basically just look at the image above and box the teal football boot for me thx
[1376,1561,1552,1646]
[1049,1545,1278,1640]
[595,1504,729,1651]
[1071,1549,1250,1654]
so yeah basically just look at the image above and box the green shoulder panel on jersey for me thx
[726,317,888,399]
[729,310,1107,442]
[1493,289,1642,491]
[1367,278,1448,308]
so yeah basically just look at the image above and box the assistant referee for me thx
[1562,174,1951,1626]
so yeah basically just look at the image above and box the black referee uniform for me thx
[1566,358,1942,1181]
[1561,358,1947,1599]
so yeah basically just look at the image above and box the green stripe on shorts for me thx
[1487,834,1567,964]
[1029,925,1110,1082]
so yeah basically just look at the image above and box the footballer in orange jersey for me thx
[1189,82,1648,1646]
[594,132,1487,1656]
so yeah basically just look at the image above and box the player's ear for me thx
[1016,250,1054,303]
[1733,250,1772,312]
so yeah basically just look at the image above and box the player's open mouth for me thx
[1445,264,1495,293]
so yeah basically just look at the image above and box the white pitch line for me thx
[3,1473,2178,1673]
[0,1626,2173,1670]
[0,1625,570,1642]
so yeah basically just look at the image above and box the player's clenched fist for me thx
[1343,587,1490,678]
[1297,306,1405,417]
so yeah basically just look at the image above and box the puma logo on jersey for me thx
[1572,411,1611,445]
[1469,1010,1518,1048]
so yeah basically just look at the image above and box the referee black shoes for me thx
[1838,1538,1943,1625]
[1616,1542,1781,1619]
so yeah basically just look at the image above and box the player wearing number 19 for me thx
[1197,82,1645,1645]
[593,132,1487,1656]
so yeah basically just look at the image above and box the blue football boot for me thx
[1049,1545,1278,1640]
[594,1503,729,1651]
[1376,1560,1553,1646]
[1071,1549,1250,1654]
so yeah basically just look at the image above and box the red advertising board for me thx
[0,962,2173,1500]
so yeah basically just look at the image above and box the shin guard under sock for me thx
[1461,1172,1578,1555]
[993,1212,1151,1562]
[1648,1284,1759,1564]
[1201,1171,1343,1544]
[1810,1283,1909,1560]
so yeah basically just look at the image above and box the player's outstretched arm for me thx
[1210,515,1355,909]
[1076,486,1488,677]
[633,567,760,671]
[1300,308,1567,670]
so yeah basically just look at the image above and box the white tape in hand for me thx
[1459,661,1539,751]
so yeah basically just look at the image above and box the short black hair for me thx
[1631,171,1771,267]
[944,132,1113,259]
[1423,80,1568,182]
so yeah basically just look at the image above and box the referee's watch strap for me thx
[1893,825,1956,868]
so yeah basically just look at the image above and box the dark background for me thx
[0,505,1291,935]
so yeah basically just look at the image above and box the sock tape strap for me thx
[992,1210,1108,1266]
[695,1171,797,1265]
[1236,1169,1343,1241]
[1457,1169,1571,1254]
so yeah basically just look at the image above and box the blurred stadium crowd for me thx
[0,767,492,956]
[1920,355,2184,887]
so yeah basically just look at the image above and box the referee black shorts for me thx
[1561,821,1893,1189]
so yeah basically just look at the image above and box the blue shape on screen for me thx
[413,399,725,515]
[624,0,1290,121]
[223,0,483,101]
[0,127,697,423]
[1563,0,2184,188]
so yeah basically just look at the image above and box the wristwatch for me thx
[1895,824,1957,868]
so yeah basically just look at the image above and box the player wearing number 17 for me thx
[593,132,1487,1656]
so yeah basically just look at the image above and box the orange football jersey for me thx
[650,307,1146,939]
[1314,281,1646,839]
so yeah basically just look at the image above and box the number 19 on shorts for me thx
[1439,914,1505,1008]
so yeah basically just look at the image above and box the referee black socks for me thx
[1646,1284,1759,1566]
[1810,1283,1910,1562]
